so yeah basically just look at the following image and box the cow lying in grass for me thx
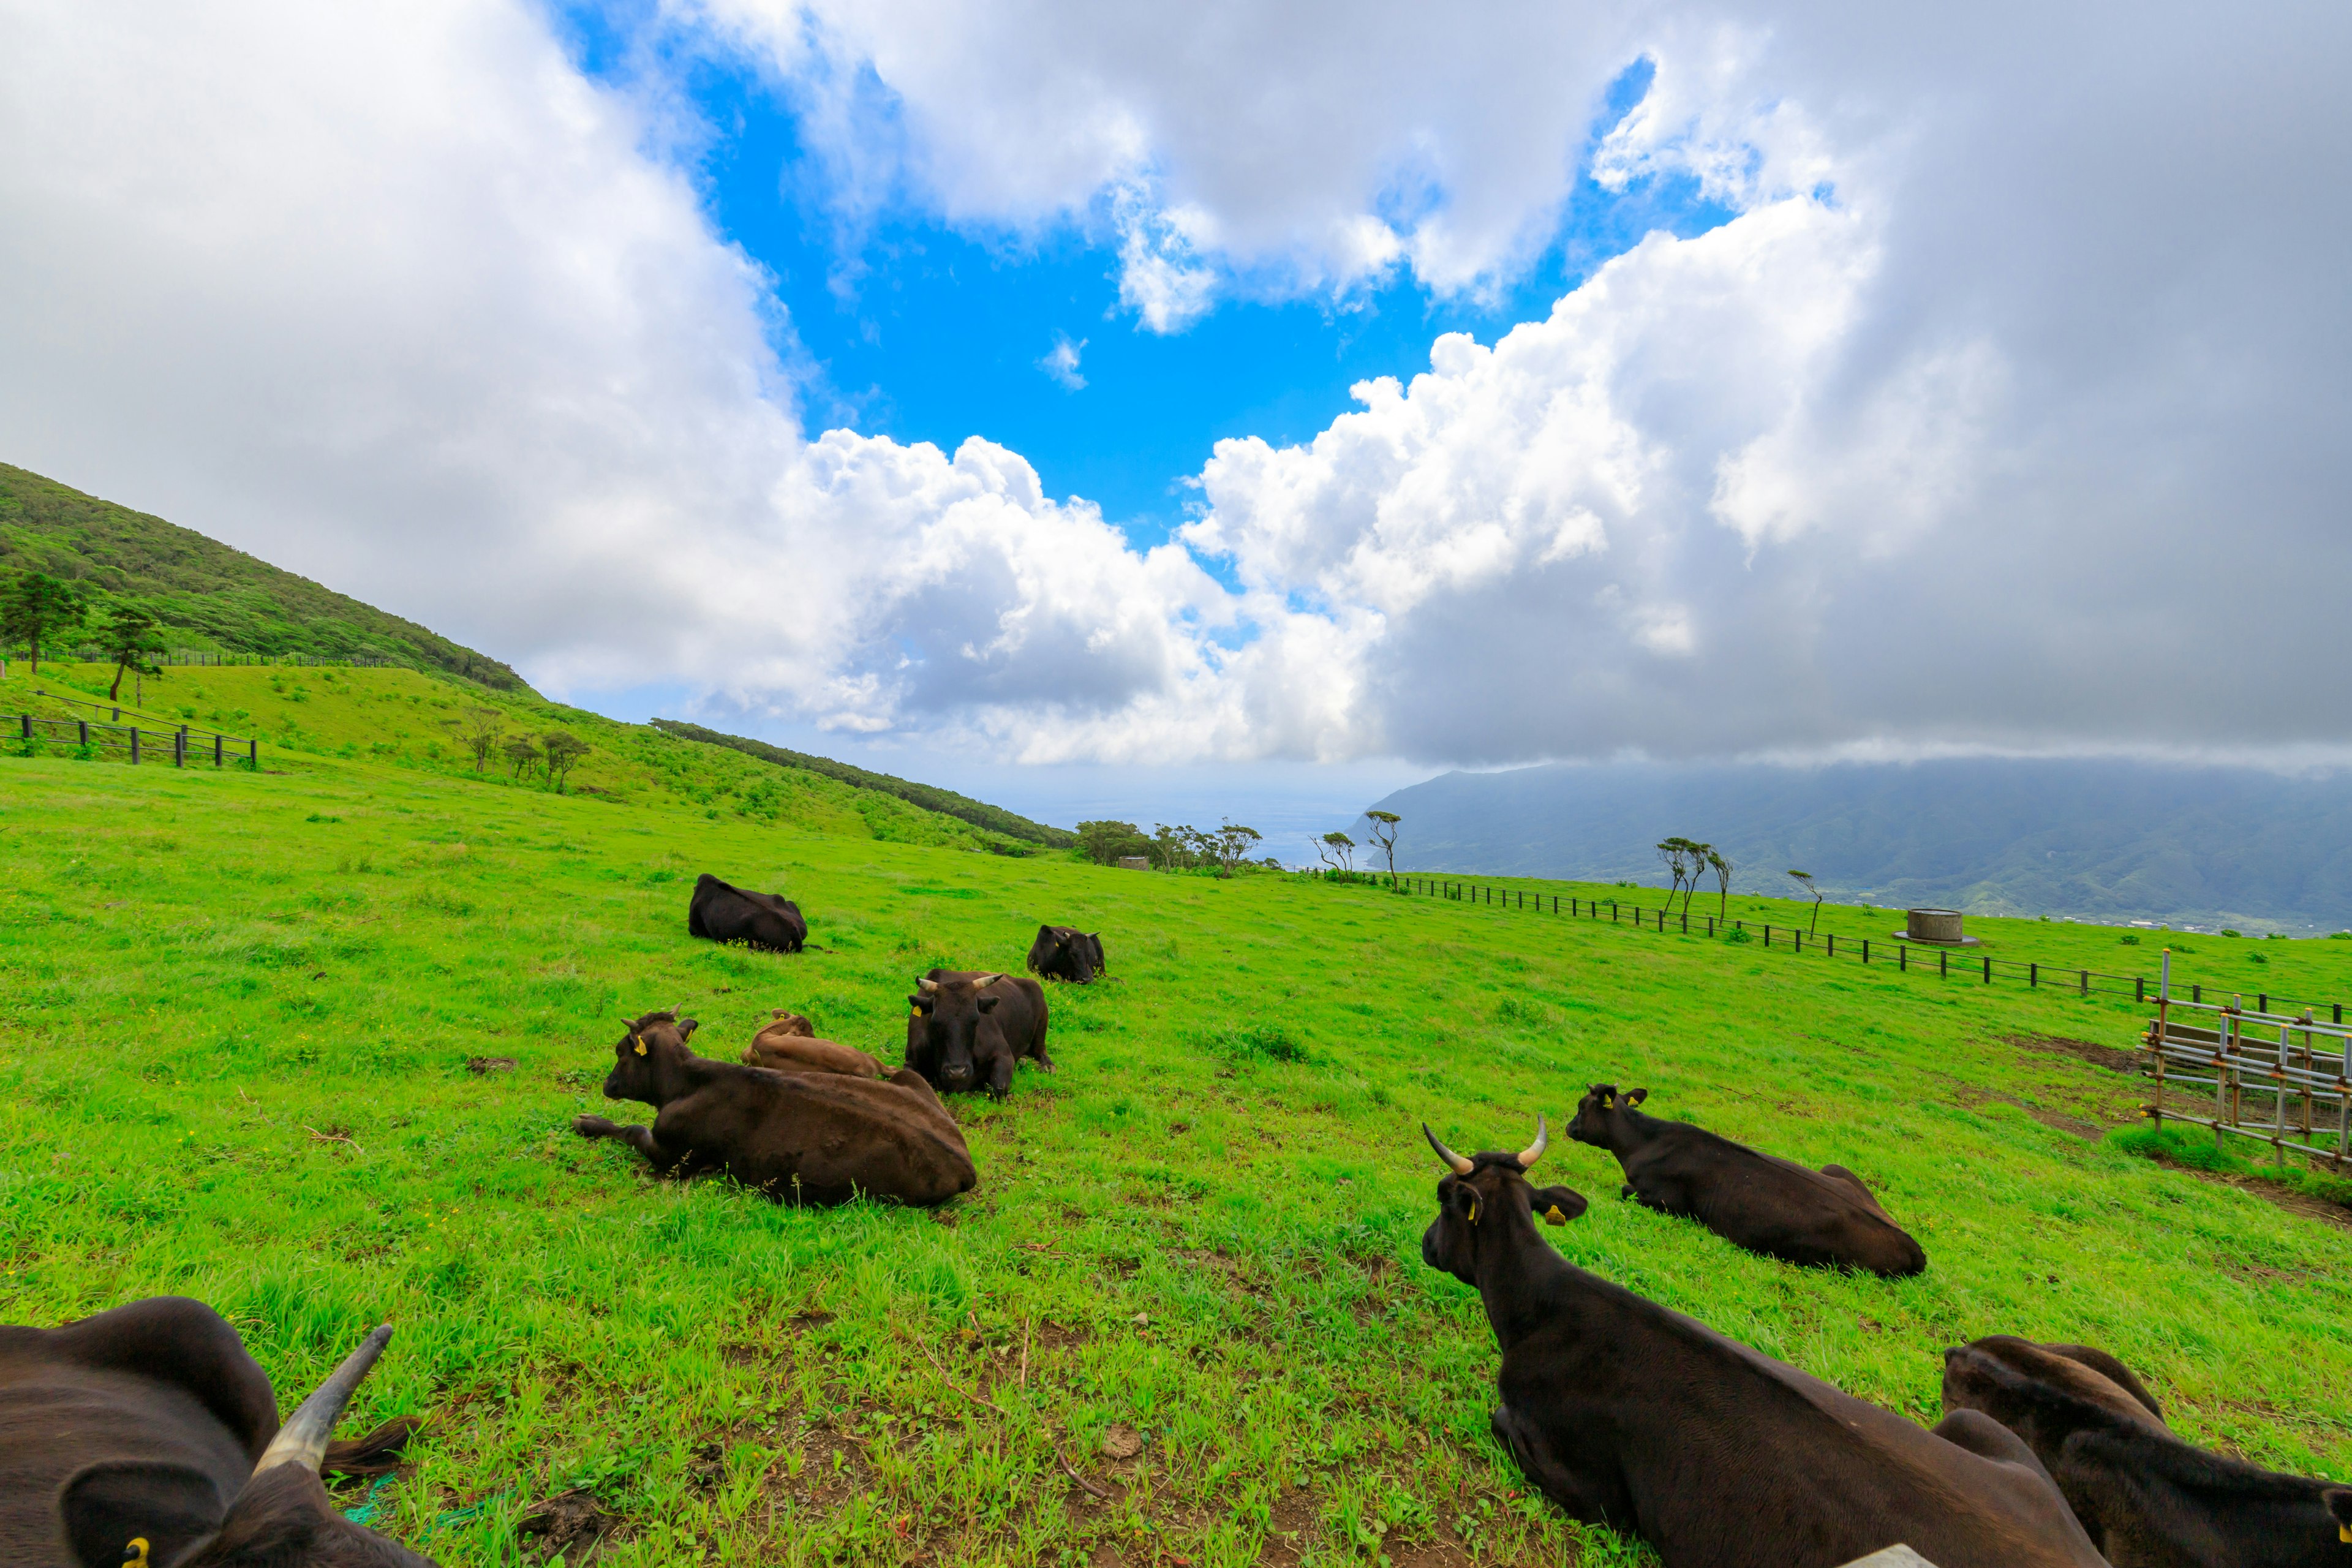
[1567,1084,1926,1276]
[1943,1335,2352,1567]
[1026,925,1106,983]
[742,1009,883,1078]
[0,1296,426,1567]
[575,1010,974,1206]
[905,970,1050,1097]
[1419,1119,2105,1568]
[687,873,806,953]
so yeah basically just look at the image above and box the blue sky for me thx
[555,12,1734,548]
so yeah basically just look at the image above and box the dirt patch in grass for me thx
[1953,1085,2109,1142]
[2150,1158,2352,1235]
[1253,1488,1321,1567]
[2007,1033,2143,1074]
[517,1488,624,1562]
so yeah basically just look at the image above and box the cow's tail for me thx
[322,1414,425,1476]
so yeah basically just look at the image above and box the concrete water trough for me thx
[1892,907,1980,946]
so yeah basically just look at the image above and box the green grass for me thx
[5,690,2351,1566]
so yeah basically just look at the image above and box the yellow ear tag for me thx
[1545,1205,1567,1226]
[2340,1525,2351,1544]
[631,1035,646,1056]
[123,1540,151,1568]
[1465,1194,1480,1225]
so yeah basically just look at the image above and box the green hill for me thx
[2,669,2348,1564]
[0,461,528,690]
[652,718,1075,847]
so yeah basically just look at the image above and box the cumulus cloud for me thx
[1038,333,1088,390]
[3,0,2349,769]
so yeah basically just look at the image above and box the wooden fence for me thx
[38,648,401,670]
[2144,951,2350,1170]
[10,692,258,770]
[1392,875,2351,1023]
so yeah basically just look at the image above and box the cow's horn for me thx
[917,978,939,993]
[1422,1124,1474,1175]
[976,972,1003,986]
[252,1324,394,1476]
[1516,1114,1548,1170]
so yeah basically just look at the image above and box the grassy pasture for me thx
[4,684,2351,1566]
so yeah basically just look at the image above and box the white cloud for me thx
[4,0,2350,772]
[1038,333,1087,390]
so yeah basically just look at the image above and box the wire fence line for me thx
[9,690,260,771]
[30,648,403,671]
[1392,873,2351,1024]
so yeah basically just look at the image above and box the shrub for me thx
[2119,932,2141,945]
[2222,929,2241,938]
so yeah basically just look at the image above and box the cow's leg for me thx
[1489,1406,1628,1531]
[573,1115,683,1174]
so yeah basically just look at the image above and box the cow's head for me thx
[761,1011,816,1039]
[57,1326,431,1568]
[907,974,1003,1092]
[1567,1084,1648,1148]
[1419,1117,1588,1286]
[1940,1336,2157,1444]
[604,1009,696,1103]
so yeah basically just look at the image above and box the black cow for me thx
[0,1297,427,1567]
[573,1009,976,1206]
[1943,1335,2352,1566]
[1026,924,1106,984]
[1567,1084,1926,1276]
[1419,1120,2106,1568]
[686,873,806,953]
[905,970,1051,1097]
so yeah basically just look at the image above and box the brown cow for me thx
[905,970,1050,1097]
[1943,1335,2352,1566]
[573,1011,974,1207]
[1567,1084,1926,1276]
[742,1010,883,1078]
[1420,1119,2105,1568]
[0,1297,427,1567]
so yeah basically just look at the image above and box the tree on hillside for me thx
[1319,831,1356,872]
[541,731,590,793]
[502,733,542,782]
[1656,837,1702,913]
[1150,823,1192,871]
[1679,841,1712,918]
[1078,820,1152,865]
[1212,820,1262,875]
[93,601,164,701]
[1363,810,1402,885]
[1787,869,1823,935]
[1,571,88,673]
[448,707,503,773]
[1707,848,1735,920]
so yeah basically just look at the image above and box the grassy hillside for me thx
[2,688,2349,1566]
[0,461,528,690]
[3,662,1028,853]
[654,719,1076,848]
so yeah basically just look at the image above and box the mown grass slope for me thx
[4,703,2350,1566]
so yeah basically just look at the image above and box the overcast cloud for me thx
[2,0,2346,766]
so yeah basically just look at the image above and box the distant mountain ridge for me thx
[1364,758,2352,933]
[0,461,528,690]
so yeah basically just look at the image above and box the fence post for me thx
[1765,925,1771,947]
[214,734,223,767]
[2137,976,2146,1005]
[78,719,89,748]
[1899,944,1907,971]
[1826,934,1834,957]
[17,714,26,741]
[2030,963,2038,988]
[2193,984,2201,1004]
[129,728,140,764]
[2258,992,2267,1014]
[248,738,258,769]
[2081,970,2089,997]
[1983,956,1991,983]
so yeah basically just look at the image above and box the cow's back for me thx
[1626,1125,1924,1275]
[656,1062,974,1205]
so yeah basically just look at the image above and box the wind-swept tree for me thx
[1363,810,1402,886]
[1679,841,1713,918]
[1707,848,1735,920]
[1,572,87,674]
[92,601,164,701]
[447,707,503,773]
[1212,820,1262,875]
[1656,837,1703,913]
[1787,869,1823,935]
[541,730,590,793]
[502,733,542,782]
[1319,831,1355,872]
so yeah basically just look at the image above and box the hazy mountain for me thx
[1363,758,2352,933]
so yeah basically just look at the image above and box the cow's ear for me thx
[976,995,1000,1014]
[2326,1487,2352,1542]
[59,1460,226,1568]
[905,995,932,1013]
[1529,1185,1588,1226]
[679,1017,699,1039]
[1625,1088,1648,1107]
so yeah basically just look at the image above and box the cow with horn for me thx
[1418,1118,2105,1568]
[0,1295,430,1566]
[904,968,1050,1098]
